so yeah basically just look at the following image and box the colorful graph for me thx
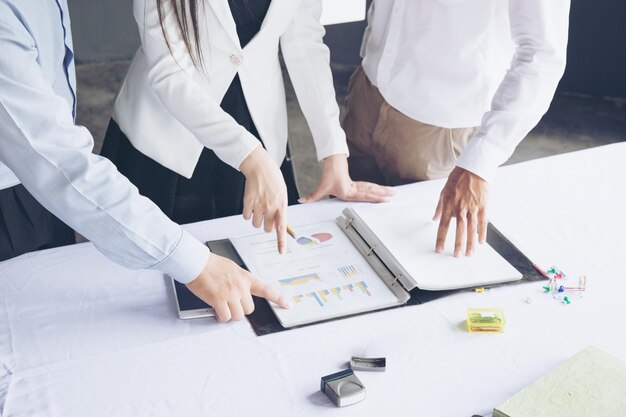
[338,265,358,278]
[293,281,372,308]
[296,232,334,246]
[330,287,343,300]
[297,237,317,246]
[318,289,330,304]
[312,233,333,243]
[279,273,321,286]
[306,291,325,307]
[355,281,371,296]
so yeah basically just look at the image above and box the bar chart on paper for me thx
[292,281,373,308]
[279,273,322,287]
[338,265,359,279]
[231,221,401,327]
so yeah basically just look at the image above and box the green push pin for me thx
[563,296,571,305]
[542,285,551,292]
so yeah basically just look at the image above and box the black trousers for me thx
[100,120,300,225]
[0,184,75,262]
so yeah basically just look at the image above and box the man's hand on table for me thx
[433,167,489,257]
[186,253,290,323]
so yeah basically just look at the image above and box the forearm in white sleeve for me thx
[279,0,350,161]
[455,0,570,182]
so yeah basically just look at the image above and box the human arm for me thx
[0,19,287,319]
[133,0,289,251]
[434,0,570,255]
[280,0,393,203]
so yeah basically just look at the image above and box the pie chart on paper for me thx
[312,233,333,243]
[296,232,334,246]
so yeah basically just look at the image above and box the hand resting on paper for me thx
[298,154,395,204]
[433,167,489,257]
[186,253,290,322]
[240,146,289,255]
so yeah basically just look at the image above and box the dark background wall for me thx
[69,0,139,63]
[68,0,626,98]
[558,0,626,98]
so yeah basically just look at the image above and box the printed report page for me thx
[231,221,400,327]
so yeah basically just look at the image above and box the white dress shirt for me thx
[0,0,208,283]
[113,0,349,179]
[361,0,570,181]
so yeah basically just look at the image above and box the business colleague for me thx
[0,0,288,323]
[101,0,393,252]
[343,0,570,257]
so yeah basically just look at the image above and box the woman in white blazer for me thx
[101,0,392,250]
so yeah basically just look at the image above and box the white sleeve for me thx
[0,21,208,284]
[280,0,350,161]
[455,0,570,182]
[133,0,261,170]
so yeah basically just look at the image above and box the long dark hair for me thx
[156,0,257,68]
[156,0,204,67]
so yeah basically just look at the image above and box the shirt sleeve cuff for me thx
[150,230,210,284]
[231,136,261,172]
[455,136,506,183]
[315,134,350,162]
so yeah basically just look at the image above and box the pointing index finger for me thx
[275,206,287,254]
[250,278,290,309]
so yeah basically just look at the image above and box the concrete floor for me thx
[76,60,626,197]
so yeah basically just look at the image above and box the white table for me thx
[1,144,625,417]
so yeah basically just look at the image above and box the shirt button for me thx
[230,54,243,66]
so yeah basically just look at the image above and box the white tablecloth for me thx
[1,143,625,417]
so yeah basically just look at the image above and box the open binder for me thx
[209,206,544,336]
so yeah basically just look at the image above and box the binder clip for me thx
[320,369,366,407]
[349,356,386,372]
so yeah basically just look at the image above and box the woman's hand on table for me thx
[298,154,394,204]
[187,253,290,322]
[240,146,289,254]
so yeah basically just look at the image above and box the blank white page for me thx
[354,204,522,290]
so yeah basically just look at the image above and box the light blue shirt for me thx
[0,0,209,283]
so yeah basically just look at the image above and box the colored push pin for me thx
[542,285,552,293]
[558,285,565,293]
[563,296,571,305]
[475,287,485,293]
[547,267,566,280]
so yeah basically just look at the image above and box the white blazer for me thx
[113,0,349,179]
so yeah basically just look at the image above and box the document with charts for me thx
[230,205,523,328]
[230,221,405,327]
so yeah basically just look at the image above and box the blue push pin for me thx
[558,285,565,293]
